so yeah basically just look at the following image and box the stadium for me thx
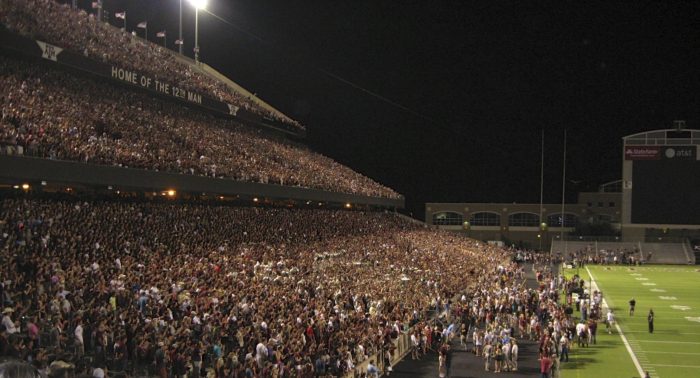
[1,1,699,378]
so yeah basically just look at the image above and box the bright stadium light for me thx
[188,0,208,9]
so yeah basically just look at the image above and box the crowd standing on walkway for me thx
[421,251,620,378]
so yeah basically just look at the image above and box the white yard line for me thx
[646,351,700,355]
[623,331,700,335]
[637,340,700,344]
[585,266,646,378]
[647,364,700,369]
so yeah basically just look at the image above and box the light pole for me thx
[187,0,208,63]
[179,0,183,55]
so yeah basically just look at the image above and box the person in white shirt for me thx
[474,329,482,356]
[511,340,519,371]
[75,320,84,356]
[559,334,569,362]
[606,310,615,334]
[575,321,588,347]
[255,340,268,368]
[411,332,420,360]
[1,308,17,334]
[502,340,512,371]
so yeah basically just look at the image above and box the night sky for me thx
[81,0,699,218]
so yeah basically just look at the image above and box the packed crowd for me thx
[438,255,603,377]
[0,196,509,377]
[0,55,400,199]
[513,249,564,266]
[390,251,566,377]
[0,0,302,130]
[566,247,642,266]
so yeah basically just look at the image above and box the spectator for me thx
[0,0,303,130]
[0,196,510,376]
[0,55,401,199]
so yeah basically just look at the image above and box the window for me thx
[547,213,578,227]
[598,202,604,207]
[587,202,592,207]
[470,212,501,226]
[508,212,540,227]
[432,212,463,226]
[609,202,615,207]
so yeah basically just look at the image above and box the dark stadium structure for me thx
[0,25,403,209]
[0,2,523,378]
[428,128,700,264]
[1,2,697,378]
[621,129,700,234]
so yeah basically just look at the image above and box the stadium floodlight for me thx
[186,0,208,63]
[187,0,208,9]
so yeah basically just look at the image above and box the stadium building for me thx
[425,181,622,250]
[1,2,698,377]
[427,128,700,263]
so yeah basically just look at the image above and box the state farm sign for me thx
[625,146,660,160]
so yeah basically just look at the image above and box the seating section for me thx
[0,55,400,198]
[0,197,508,375]
[0,0,302,130]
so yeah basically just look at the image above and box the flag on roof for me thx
[115,11,125,19]
[137,21,147,29]
[175,39,183,45]
[156,31,166,38]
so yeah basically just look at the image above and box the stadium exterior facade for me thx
[621,129,700,240]
[426,186,622,250]
[427,129,700,251]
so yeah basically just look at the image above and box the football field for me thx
[561,265,700,378]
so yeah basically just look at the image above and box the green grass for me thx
[561,265,700,378]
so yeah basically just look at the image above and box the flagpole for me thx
[124,13,127,32]
[165,34,167,48]
[539,128,544,251]
[145,23,148,42]
[560,129,567,256]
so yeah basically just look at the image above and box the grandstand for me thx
[0,2,522,377]
[3,2,697,378]
[0,1,403,205]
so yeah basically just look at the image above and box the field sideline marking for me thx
[646,363,700,369]
[623,330,700,335]
[646,351,700,355]
[585,266,646,378]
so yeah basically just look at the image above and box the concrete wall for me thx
[0,155,404,209]
[425,202,581,249]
